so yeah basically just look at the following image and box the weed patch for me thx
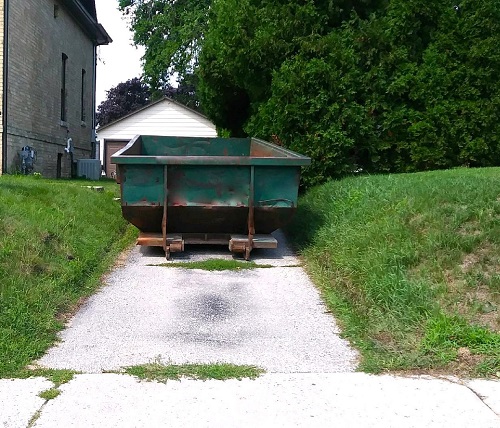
[155,259,273,271]
[11,368,77,386]
[38,388,60,400]
[123,362,264,382]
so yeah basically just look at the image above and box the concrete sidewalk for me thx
[3,373,499,427]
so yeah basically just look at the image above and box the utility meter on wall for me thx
[19,146,37,174]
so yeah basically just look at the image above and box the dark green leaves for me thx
[121,0,500,186]
[119,0,211,89]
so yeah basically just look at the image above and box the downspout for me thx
[91,44,97,159]
[2,0,9,173]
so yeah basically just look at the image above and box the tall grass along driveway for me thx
[287,167,500,377]
[0,176,136,377]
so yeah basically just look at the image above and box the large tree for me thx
[96,77,151,127]
[197,0,324,136]
[247,0,500,185]
[121,0,500,186]
[116,0,387,136]
[118,0,210,91]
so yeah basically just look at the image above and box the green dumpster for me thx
[111,135,310,259]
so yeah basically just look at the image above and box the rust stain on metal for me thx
[250,146,282,157]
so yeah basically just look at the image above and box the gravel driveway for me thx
[38,231,358,373]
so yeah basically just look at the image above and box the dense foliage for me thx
[163,73,203,113]
[120,0,500,186]
[96,77,151,127]
[118,0,210,90]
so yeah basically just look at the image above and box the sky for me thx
[95,3,145,106]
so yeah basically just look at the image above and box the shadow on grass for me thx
[285,203,326,250]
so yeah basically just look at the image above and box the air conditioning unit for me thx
[77,159,101,181]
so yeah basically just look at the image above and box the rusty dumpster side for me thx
[111,135,310,258]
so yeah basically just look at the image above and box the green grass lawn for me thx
[1,169,498,379]
[0,175,137,377]
[287,167,500,377]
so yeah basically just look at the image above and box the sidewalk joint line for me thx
[27,401,47,428]
[462,383,499,417]
[435,375,499,417]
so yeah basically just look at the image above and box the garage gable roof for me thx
[97,97,215,132]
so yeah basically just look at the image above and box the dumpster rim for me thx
[111,135,311,167]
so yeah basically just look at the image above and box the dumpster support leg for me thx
[162,166,170,259]
[246,166,255,260]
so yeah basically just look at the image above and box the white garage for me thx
[97,97,217,177]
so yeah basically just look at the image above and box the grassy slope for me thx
[0,176,137,376]
[287,168,499,376]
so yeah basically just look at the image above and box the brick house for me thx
[0,0,111,177]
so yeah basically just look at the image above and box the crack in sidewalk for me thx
[26,384,63,427]
[462,383,499,417]
[436,375,499,418]
[26,401,46,428]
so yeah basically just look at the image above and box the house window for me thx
[60,53,68,123]
[81,69,86,123]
